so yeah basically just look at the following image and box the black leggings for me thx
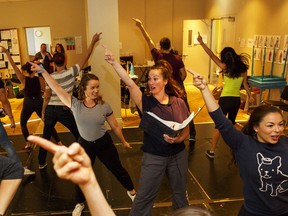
[218,96,241,125]
[20,97,60,142]
[75,132,134,203]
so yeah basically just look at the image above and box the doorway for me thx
[25,26,51,61]
[182,17,236,85]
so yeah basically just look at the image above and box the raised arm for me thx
[197,32,226,70]
[27,135,116,216]
[242,72,255,104]
[187,69,219,113]
[30,63,72,108]
[103,46,143,111]
[133,18,155,51]
[78,32,102,70]
[0,46,25,85]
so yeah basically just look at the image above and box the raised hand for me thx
[132,18,142,27]
[27,135,93,186]
[92,32,102,44]
[187,69,207,91]
[102,45,115,64]
[197,32,203,44]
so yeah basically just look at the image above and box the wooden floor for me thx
[3,84,250,138]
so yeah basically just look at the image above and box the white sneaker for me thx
[72,203,85,216]
[24,168,35,176]
[127,191,136,202]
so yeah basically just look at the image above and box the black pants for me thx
[182,92,196,139]
[75,133,134,203]
[21,97,60,142]
[38,105,79,165]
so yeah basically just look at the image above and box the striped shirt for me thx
[46,64,80,106]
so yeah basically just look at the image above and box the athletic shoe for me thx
[72,203,85,216]
[39,163,47,170]
[206,150,215,159]
[24,168,35,176]
[127,191,136,202]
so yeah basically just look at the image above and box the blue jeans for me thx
[0,122,20,163]
[38,105,79,165]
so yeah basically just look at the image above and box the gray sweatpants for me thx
[129,149,188,216]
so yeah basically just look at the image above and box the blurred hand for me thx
[28,135,94,186]
[187,69,207,91]
[132,18,142,28]
[122,141,132,149]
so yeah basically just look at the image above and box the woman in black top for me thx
[1,46,62,149]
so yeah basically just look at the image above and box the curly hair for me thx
[77,73,104,105]
[149,60,184,98]
[220,47,250,78]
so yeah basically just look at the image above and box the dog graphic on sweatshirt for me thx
[257,153,288,197]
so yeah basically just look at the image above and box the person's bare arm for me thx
[106,113,131,149]
[133,18,155,51]
[0,46,25,85]
[103,46,143,111]
[197,32,226,70]
[242,72,255,104]
[30,64,72,108]
[78,32,102,70]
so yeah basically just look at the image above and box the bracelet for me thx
[38,64,45,74]
[37,69,44,74]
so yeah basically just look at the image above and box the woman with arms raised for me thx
[30,63,136,216]
[104,46,190,216]
[190,69,288,216]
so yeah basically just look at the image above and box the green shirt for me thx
[221,75,244,97]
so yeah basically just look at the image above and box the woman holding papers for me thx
[191,69,288,216]
[104,46,190,216]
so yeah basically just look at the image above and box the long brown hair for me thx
[77,73,104,105]
[149,60,184,98]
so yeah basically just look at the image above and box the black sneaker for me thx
[206,150,215,158]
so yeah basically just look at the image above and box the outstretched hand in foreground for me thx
[27,135,115,216]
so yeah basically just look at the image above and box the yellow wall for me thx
[119,0,205,64]
[0,0,88,68]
